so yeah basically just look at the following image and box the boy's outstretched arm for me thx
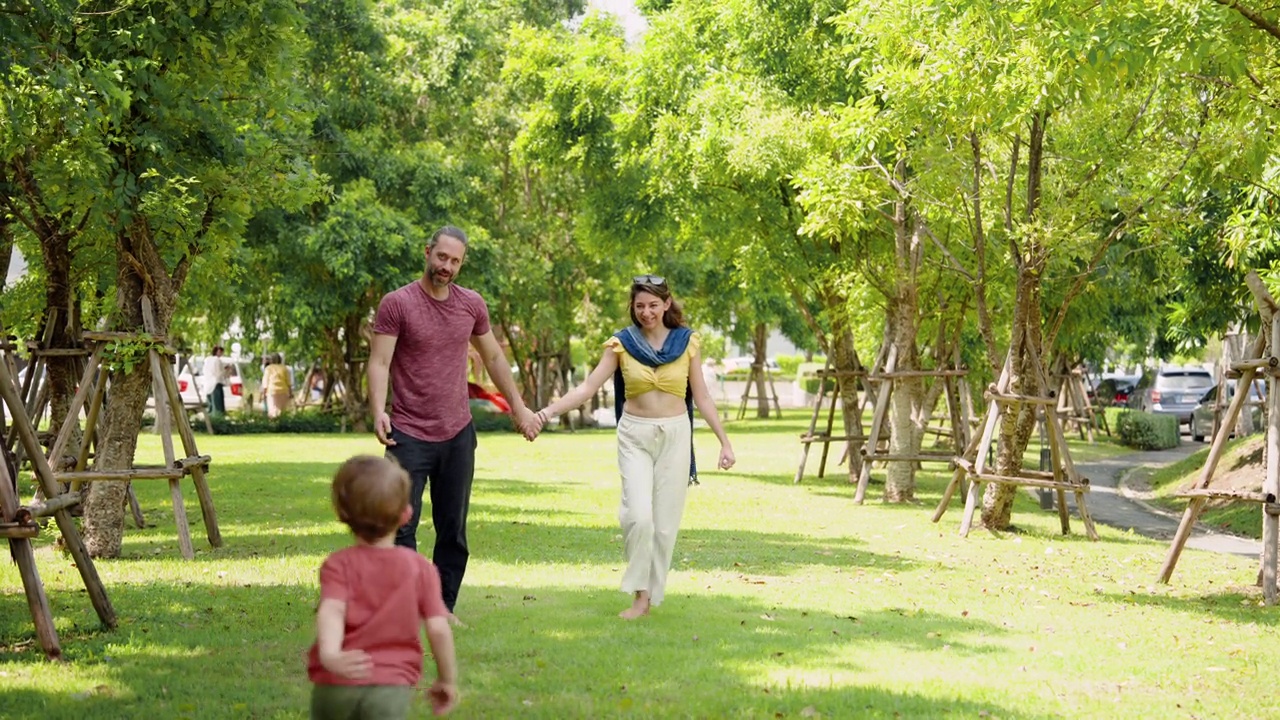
[316,598,372,679]
[424,615,459,715]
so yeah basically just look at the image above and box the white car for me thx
[174,355,244,412]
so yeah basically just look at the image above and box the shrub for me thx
[194,405,517,435]
[802,376,835,395]
[202,408,345,435]
[471,410,514,433]
[1115,411,1181,450]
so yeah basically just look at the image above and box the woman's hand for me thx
[717,444,735,470]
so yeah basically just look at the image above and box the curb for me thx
[1115,465,1187,523]
[1115,453,1261,544]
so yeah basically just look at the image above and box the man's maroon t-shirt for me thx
[372,281,491,442]
[307,545,449,686]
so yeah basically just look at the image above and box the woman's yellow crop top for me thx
[604,333,700,399]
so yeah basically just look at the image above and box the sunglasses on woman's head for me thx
[633,275,666,287]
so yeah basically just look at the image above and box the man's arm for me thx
[470,331,536,436]
[368,333,398,446]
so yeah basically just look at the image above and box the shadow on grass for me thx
[454,583,1037,719]
[0,582,316,719]
[1098,588,1280,626]
[0,580,1040,720]
[107,491,914,575]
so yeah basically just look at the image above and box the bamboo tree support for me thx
[932,327,1098,539]
[1053,359,1104,441]
[0,346,116,660]
[3,317,145,524]
[1158,272,1280,603]
[853,349,973,504]
[919,374,975,449]
[736,363,783,421]
[4,316,57,463]
[794,361,868,483]
[41,299,222,559]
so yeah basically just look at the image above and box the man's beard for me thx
[428,267,453,288]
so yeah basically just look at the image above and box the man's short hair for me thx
[428,225,469,250]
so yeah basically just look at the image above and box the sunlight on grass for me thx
[1,413,1278,718]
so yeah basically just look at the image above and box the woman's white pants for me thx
[616,412,691,606]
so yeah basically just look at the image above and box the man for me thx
[368,225,536,623]
[202,346,227,416]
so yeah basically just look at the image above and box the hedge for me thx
[177,407,515,435]
[1115,411,1181,450]
[802,376,835,395]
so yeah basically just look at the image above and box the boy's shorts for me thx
[311,683,414,720]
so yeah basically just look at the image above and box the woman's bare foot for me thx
[619,592,650,620]
[446,612,466,628]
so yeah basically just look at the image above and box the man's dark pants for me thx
[208,384,225,415]
[385,423,476,612]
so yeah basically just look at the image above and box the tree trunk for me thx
[40,232,82,473]
[0,216,12,294]
[340,315,367,433]
[980,111,1049,531]
[752,322,770,419]
[885,204,924,503]
[980,264,1045,528]
[884,296,922,502]
[822,288,864,483]
[83,219,186,558]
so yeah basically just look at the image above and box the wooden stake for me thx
[0,356,115,628]
[150,348,194,559]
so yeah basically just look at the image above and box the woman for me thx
[534,275,735,619]
[262,353,293,419]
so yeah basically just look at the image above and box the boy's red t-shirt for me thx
[307,545,449,686]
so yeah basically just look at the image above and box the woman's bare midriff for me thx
[621,388,687,418]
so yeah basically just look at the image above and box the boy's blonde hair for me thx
[331,455,410,542]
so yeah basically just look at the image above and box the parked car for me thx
[1189,379,1266,442]
[1130,366,1215,426]
[175,355,244,412]
[1092,374,1141,407]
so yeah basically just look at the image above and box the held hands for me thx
[427,680,460,716]
[513,407,540,442]
[319,648,372,680]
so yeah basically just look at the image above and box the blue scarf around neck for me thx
[612,325,698,485]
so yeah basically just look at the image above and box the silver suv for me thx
[1132,367,1215,426]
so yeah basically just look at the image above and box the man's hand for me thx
[427,680,460,715]
[319,648,372,680]
[373,412,396,446]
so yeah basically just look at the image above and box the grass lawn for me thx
[1138,435,1266,538]
[2,410,1277,719]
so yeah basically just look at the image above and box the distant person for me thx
[368,225,538,624]
[530,275,735,619]
[306,365,327,404]
[263,353,293,419]
[202,346,227,415]
[307,455,459,719]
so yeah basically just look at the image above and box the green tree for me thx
[1,1,318,557]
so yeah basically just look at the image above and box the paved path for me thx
[1072,443,1261,558]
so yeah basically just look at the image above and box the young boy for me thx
[307,455,460,718]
